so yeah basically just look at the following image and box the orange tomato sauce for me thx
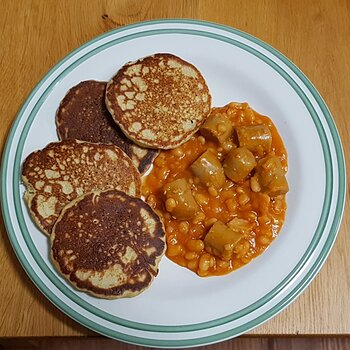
[142,102,288,277]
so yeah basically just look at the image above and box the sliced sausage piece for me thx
[190,150,226,189]
[253,155,289,197]
[204,221,243,261]
[200,113,233,144]
[223,147,256,182]
[163,178,199,220]
[235,125,272,154]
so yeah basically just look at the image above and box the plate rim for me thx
[0,19,346,347]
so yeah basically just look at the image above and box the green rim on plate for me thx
[0,19,345,347]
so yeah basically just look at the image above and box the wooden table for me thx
[1,0,349,345]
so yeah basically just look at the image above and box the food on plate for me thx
[105,53,211,149]
[190,150,226,189]
[223,147,256,182]
[22,52,290,292]
[56,80,157,174]
[200,112,233,144]
[251,155,289,196]
[143,102,289,276]
[163,179,200,220]
[235,125,272,154]
[203,221,243,261]
[22,140,141,235]
[51,190,166,299]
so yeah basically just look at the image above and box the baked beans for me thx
[143,102,288,276]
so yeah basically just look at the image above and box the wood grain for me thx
[1,337,350,350]
[0,0,349,340]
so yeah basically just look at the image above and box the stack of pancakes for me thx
[22,53,212,298]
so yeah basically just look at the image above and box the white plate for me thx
[1,20,345,347]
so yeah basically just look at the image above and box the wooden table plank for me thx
[1,337,350,350]
[0,0,349,338]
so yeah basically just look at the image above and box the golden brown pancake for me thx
[22,140,141,235]
[56,80,158,174]
[105,53,212,149]
[51,189,166,299]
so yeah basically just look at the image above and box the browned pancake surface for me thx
[105,53,212,149]
[22,140,141,235]
[56,80,157,174]
[51,190,166,298]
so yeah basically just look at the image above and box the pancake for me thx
[51,189,166,299]
[105,53,212,149]
[56,80,158,174]
[22,140,141,235]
